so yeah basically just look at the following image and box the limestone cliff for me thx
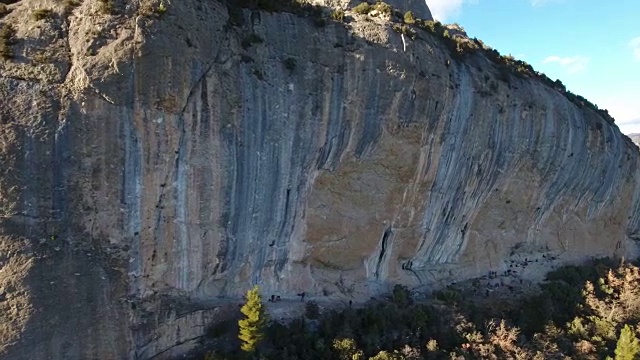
[0,0,639,359]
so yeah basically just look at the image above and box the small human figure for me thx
[349,300,353,307]
[276,295,281,301]
[301,292,305,302]
[270,295,275,302]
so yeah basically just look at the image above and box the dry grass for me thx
[32,8,54,21]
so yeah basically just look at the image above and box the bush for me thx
[391,24,416,39]
[63,0,82,8]
[352,2,371,14]
[241,33,263,49]
[305,301,320,319]
[420,20,436,33]
[333,338,364,360]
[615,325,640,360]
[0,23,16,60]
[98,0,114,14]
[330,9,344,22]
[252,69,265,81]
[227,5,244,26]
[373,1,392,15]
[155,2,167,15]
[32,8,54,21]
[403,11,415,24]
[283,57,296,71]
[0,4,10,18]
[392,284,412,307]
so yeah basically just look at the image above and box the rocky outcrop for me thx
[0,0,639,359]
[313,0,433,19]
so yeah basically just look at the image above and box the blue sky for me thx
[425,0,640,134]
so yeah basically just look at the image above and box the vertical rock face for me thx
[0,0,639,359]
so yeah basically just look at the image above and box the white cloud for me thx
[598,95,640,122]
[425,0,464,21]
[542,55,590,74]
[618,120,640,135]
[530,0,562,6]
[426,0,562,22]
[629,37,640,61]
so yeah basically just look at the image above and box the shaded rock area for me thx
[0,0,639,358]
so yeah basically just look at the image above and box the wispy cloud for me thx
[618,119,640,135]
[598,95,640,125]
[530,0,562,6]
[530,0,547,5]
[629,37,640,61]
[425,0,465,21]
[426,0,560,22]
[542,55,590,74]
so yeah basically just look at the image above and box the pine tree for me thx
[238,286,267,353]
[615,325,640,360]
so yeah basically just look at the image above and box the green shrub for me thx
[98,0,114,14]
[352,2,371,14]
[253,69,265,80]
[373,1,391,15]
[0,4,10,18]
[32,51,51,64]
[446,37,480,59]
[370,350,403,359]
[615,325,640,360]
[330,9,344,22]
[241,33,263,49]
[392,23,416,39]
[434,289,460,305]
[283,57,296,71]
[333,338,364,360]
[227,6,244,26]
[313,16,326,27]
[403,10,415,24]
[421,20,436,33]
[392,284,411,307]
[63,0,82,8]
[305,301,320,319]
[0,40,10,59]
[155,1,167,15]
[32,8,54,21]
[0,23,16,60]
[256,0,278,12]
